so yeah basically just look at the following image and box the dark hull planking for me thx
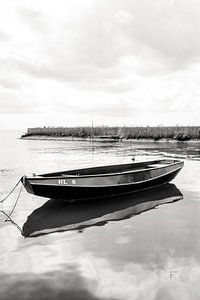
[22,160,183,201]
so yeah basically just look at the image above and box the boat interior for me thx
[40,159,179,178]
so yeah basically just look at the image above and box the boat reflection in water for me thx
[22,183,183,237]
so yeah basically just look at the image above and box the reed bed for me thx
[22,126,200,141]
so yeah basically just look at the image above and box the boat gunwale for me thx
[26,165,183,188]
[28,159,183,180]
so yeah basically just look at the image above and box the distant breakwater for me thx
[21,126,200,142]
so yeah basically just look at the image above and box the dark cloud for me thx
[0,265,106,300]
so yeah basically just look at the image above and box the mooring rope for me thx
[0,177,22,204]
[0,210,23,233]
[5,185,23,221]
[0,177,23,234]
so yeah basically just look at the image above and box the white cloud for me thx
[0,0,200,128]
[114,10,133,24]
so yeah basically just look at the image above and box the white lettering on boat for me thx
[72,179,76,184]
[58,179,68,185]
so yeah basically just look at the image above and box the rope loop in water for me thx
[0,177,24,234]
[0,177,23,204]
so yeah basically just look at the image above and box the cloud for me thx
[0,0,200,127]
[0,266,103,300]
[8,0,200,87]
[17,7,50,34]
[0,30,10,41]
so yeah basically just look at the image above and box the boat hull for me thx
[22,161,183,201]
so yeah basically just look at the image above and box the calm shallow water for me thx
[1,130,200,300]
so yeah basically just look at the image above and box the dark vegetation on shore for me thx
[21,126,200,141]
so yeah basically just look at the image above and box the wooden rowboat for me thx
[21,159,184,201]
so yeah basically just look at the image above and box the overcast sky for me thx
[0,0,200,129]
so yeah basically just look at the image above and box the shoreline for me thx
[20,135,200,144]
